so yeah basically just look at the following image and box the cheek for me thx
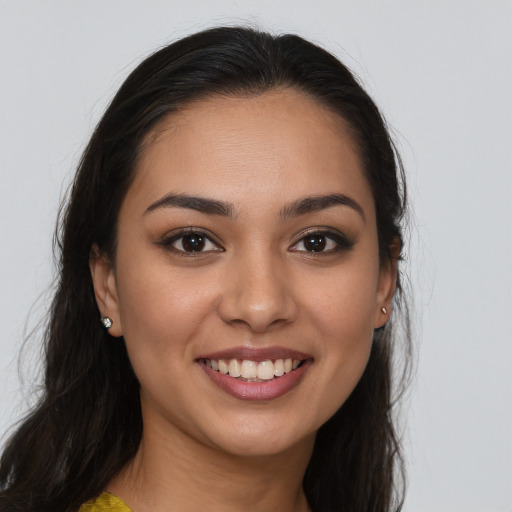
[304,261,379,340]
[114,252,219,359]
[301,260,378,398]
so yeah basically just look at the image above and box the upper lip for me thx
[198,346,312,362]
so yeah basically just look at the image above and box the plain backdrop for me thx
[1,1,511,511]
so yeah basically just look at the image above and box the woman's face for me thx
[92,89,395,457]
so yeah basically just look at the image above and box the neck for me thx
[108,417,314,512]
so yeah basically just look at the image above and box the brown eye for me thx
[290,229,354,254]
[303,234,327,252]
[181,233,206,252]
[163,230,223,254]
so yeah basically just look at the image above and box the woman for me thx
[0,26,410,512]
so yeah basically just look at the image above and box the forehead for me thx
[125,89,373,218]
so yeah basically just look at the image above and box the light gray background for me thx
[1,1,511,511]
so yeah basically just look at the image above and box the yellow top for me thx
[78,492,133,512]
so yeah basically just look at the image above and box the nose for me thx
[218,251,298,333]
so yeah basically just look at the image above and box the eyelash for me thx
[289,229,354,254]
[159,228,224,256]
[159,228,354,256]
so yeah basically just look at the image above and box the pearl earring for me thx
[101,317,113,329]
[381,307,387,315]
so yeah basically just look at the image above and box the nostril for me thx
[218,294,298,333]
[216,260,299,332]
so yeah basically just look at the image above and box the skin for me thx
[90,89,396,512]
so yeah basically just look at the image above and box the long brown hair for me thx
[0,26,411,512]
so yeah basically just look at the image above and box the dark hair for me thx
[0,26,410,512]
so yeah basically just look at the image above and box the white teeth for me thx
[228,359,241,378]
[206,357,303,379]
[257,360,275,380]
[218,360,229,374]
[241,360,257,379]
[274,359,285,376]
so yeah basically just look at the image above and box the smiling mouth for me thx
[201,358,305,382]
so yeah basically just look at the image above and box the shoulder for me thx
[79,492,133,512]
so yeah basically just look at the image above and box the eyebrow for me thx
[280,194,365,222]
[144,192,364,221]
[145,193,234,217]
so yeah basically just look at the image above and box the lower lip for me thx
[199,360,312,401]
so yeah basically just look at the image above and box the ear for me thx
[374,237,401,329]
[89,244,123,337]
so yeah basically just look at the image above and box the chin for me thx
[214,430,314,459]
[196,411,317,459]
